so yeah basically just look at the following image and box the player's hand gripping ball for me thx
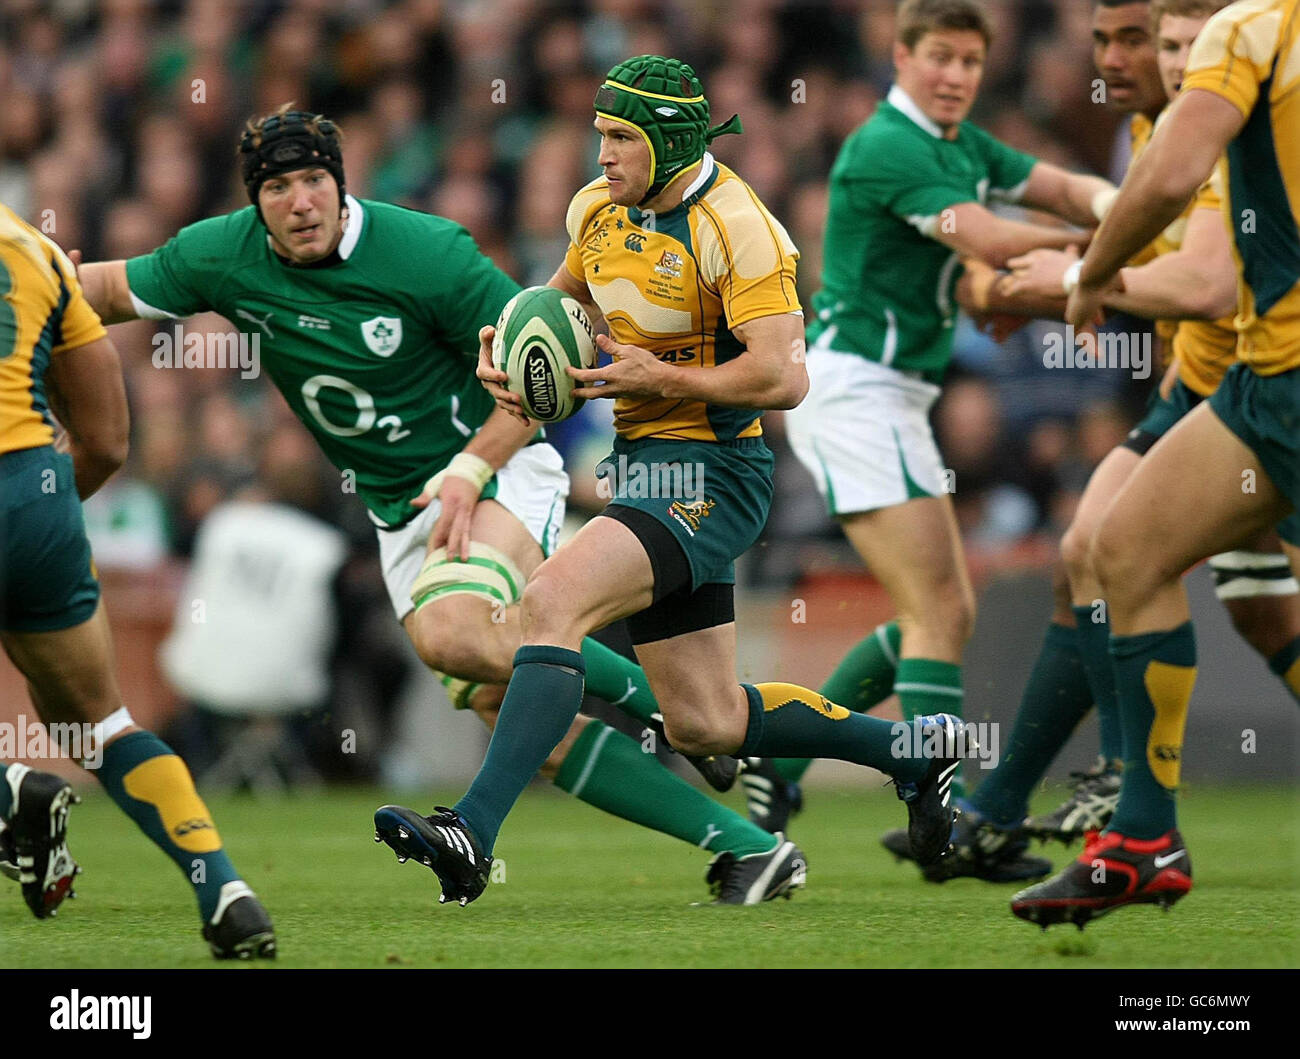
[492,286,597,423]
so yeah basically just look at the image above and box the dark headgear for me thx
[239,110,346,221]
[594,55,742,204]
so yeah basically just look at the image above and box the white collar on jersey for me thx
[678,152,716,201]
[264,193,364,259]
[338,195,363,258]
[887,84,945,139]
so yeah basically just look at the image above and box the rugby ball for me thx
[492,286,597,423]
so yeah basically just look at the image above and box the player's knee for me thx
[1060,520,1093,583]
[1091,521,1157,603]
[519,567,580,639]
[660,713,734,758]
[411,604,490,677]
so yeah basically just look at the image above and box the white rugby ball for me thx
[492,286,597,423]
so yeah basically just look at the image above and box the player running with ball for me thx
[375,55,980,908]
[76,106,801,906]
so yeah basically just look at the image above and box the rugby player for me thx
[373,54,978,908]
[750,0,1127,880]
[894,0,1299,889]
[992,0,1300,846]
[76,107,795,904]
[0,203,274,957]
[1013,0,1300,925]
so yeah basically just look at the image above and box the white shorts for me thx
[376,442,569,621]
[786,348,946,516]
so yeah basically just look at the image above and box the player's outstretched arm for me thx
[45,335,130,499]
[1069,88,1244,327]
[76,260,141,325]
[960,254,1067,325]
[1020,162,1119,230]
[1105,207,1237,321]
[937,202,1087,269]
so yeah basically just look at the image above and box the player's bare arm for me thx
[75,259,139,325]
[957,255,1067,325]
[1106,206,1237,321]
[1069,88,1244,328]
[548,259,608,336]
[415,407,538,561]
[938,201,1088,269]
[43,335,129,499]
[1020,162,1118,230]
[569,311,808,411]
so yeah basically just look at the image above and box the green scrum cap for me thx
[594,55,743,203]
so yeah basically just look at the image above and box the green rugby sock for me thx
[555,721,775,856]
[740,682,931,783]
[97,731,240,921]
[772,621,900,784]
[1267,637,1300,705]
[455,645,586,854]
[1108,623,1196,839]
[1073,605,1124,763]
[580,637,658,725]
[968,623,1094,825]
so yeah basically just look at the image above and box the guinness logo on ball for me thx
[524,345,557,418]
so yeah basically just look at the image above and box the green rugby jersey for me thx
[807,86,1037,380]
[126,197,518,527]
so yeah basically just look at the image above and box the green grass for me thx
[4,783,1297,968]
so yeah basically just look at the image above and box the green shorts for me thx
[0,446,100,632]
[1123,378,1203,455]
[600,434,774,590]
[1209,362,1300,515]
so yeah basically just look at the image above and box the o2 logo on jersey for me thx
[360,316,403,357]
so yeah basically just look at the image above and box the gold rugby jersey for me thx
[1182,0,1300,373]
[1127,114,1185,269]
[1171,163,1240,396]
[0,204,107,455]
[563,156,800,442]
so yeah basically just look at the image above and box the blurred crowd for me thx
[2,0,1150,578]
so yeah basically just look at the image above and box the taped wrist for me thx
[1090,186,1120,222]
[421,452,495,502]
[1062,259,1084,296]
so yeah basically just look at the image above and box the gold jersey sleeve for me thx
[564,160,800,442]
[1182,0,1300,373]
[1,204,108,455]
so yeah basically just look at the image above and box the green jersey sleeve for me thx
[422,224,521,356]
[124,214,242,317]
[967,124,1038,203]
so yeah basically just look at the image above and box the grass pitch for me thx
[3,782,1296,968]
